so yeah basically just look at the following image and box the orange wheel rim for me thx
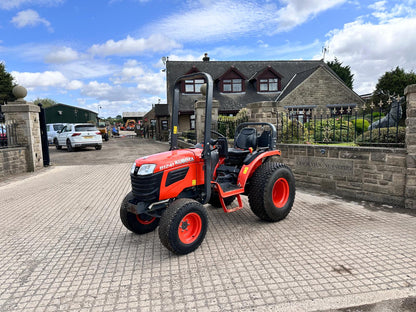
[272,178,289,208]
[136,214,156,225]
[178,213,202,244]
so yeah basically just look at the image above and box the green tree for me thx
[0,62,16,103]
[327,58,354,89]
[33,97,57,108]
[372,67,416,107]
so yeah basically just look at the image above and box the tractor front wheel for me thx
[120,192,160,234]
[248,162,295,222]
[159,198,208,255]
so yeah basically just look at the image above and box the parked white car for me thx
[55,123,102,152]
[46,123,65,144]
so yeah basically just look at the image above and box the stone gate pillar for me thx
[405,84,416,209]
[2,86,43,172]
[194,99,219,143]
[246,101,277,123]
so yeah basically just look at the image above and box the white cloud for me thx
[325,16,416,94]
[11,70,83,91]
[275,0,346,32]
[57,60,116,80]
[144,0,347,42]
[0,0,64,10]
[111,60,166,95]
[45,47,79,64]
[88,34,181,56]
[11,9,53,32]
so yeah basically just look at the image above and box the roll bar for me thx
[171,72,214,204]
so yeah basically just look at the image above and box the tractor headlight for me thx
[130,163,137,175]
[137,164,156,176]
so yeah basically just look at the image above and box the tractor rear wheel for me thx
[248,162,295,222]
[120,192,160,234]
[159,198,208,255]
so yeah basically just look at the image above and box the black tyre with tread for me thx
[66,139,73,152]
[54,138,62,150]
[248,162,295,222]
[159,198,208,255]
[120,192,160,234]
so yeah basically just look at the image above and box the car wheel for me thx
[120,192,160,234]
[248,162,295,222]
[159,198,208,255]
[66,139,73,152]
[54,138,62,150]
[95,144,102,150]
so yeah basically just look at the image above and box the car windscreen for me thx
[75,125,97,131]
[53,124,65,131]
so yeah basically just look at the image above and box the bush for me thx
[356,127,405,145]
[352,118,370,134]
[280,116,311,143]
[311,117,354,143]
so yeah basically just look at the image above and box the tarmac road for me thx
[0,135,415,311]
[48,131,169,166]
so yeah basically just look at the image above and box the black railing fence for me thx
[277,96,405,147]
[0,120,19,148]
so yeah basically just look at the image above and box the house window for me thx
[184,79,205,94]
[190,115,195,130]
[218,66,246,93]
[252,66,282,92]
[288,109,313,123]
[223,79,242,93]
[161,120,168,130]
[260,78,278,91]
[285,105,316,123]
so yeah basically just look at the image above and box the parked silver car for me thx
[46,123,65,144]
[55,123,102,152]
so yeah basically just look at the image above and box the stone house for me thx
[165,54,364,131]
[142,104,169,140]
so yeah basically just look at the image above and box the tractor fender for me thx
[236,150,281,188]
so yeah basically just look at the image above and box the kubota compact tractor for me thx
[120,72,295,255]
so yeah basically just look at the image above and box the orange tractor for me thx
[120,72,295,254]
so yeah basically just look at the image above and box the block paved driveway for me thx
[0,136,415,311]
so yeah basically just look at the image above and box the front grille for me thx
[131,171,163,202]
[165,167,189,187]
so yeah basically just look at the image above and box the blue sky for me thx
[1,0,415,118]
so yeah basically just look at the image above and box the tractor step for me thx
[220,194,243,213]
[218,181,241,193]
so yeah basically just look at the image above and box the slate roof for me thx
[166,60,326,112]
[154,104,169,116]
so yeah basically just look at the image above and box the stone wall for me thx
[243,84,416,209]
[0,147,28,177]
[0,87,43,178]
[279,66,364,110]
[275,144,406,207]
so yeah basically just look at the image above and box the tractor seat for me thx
[227,128,257,165]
